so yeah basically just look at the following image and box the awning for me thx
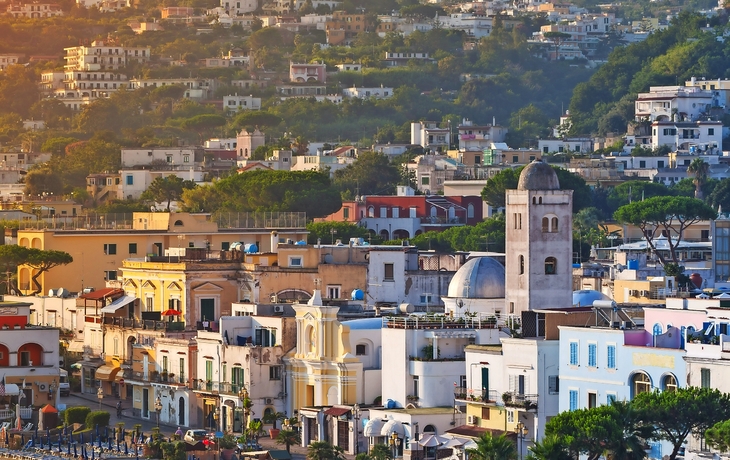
[95,365,121,381]
[381,419,405,437]
[101,295,137,313]
[0,384,20,396]
[324,407,351,417]
[268,450,292,460]
[67,341,85,353]
[363,419,383,437]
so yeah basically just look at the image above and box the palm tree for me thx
[368,443,393,460]
[526,434,572,460]
[275,429,300,453]
[307,441,345,460]
[466,433,517,460]
[688,158,710,200]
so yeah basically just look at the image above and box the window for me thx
[588,343,597,367]
[105,271,117,281]
[545,257,557,275]
[421,176,430,185]
[701,368,711,388]
[652,323,663,336]
[549,376,559,394]
[343,208,349,219]
[420,294,433,304]
[552,217,558,232]
[632,372,651,396]
[179,358,185,382]
[481,407,490,420]
[269,366,281,380]
[20,351,30,366]
[663,374,677,392]
[607,345,616,369]
[145,297,153,311]
[205,360,213,382]
[542,217,549,232]
[588,392,597,409]
[162,356,168,373]
[709,128,715,135]
[384,263,394,281]
[104,243,117,255]
[518,255,524,275]
[356,344,366,355]
[413,375,419,398]
[506,409,514,423]
[639,160,646,168]
[289,256,302,267]
[183,155,190,163]
[607,393,616,404]
[569,390,578,411]
[569,341,578,365]
[126,175,133,185]
[327,285,340,299]
[129,243,137,254]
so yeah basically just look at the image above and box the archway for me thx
[379,229,389,241]
[393,229,409,240]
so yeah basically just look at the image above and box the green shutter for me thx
[481,367,489,393]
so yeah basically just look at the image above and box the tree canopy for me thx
[141,175,197,211]
[613,196,717,265]
[333,151,403,197]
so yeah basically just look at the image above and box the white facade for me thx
[223,94,262,111]
[411,121,450,152]
[153,338,195,427]
[121,148,200,168]
[119,169,204,200]
[0,55,21,70]
[635,85,717,122]
[335,63,362,72]
[64,42,150,72]
[538,138,593,154]
[436,13,493,38]
[651,120,722,151]
[342,86,393,99]
[220,0,257,15]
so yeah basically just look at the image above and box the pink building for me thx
[289,62,326,83]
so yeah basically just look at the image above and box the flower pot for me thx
[269,428,280,439]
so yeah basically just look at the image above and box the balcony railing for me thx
[192,380,245,395]
[454,387,500,403]
[502,392,538,410]
[383,315,503,330]
[420,216,463,225]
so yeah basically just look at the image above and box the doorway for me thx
[178,397,185,426]
[142,388,149,418]
[200,299,215,322]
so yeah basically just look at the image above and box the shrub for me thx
[65,407,91,425]
[85,411,111,429]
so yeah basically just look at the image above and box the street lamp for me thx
[352,404,360,455]
[154,396,162,428]
[389,432,401,459]
[97,387,103,410]
[239,386,250,436]
[514,421,528,460]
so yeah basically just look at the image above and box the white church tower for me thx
[505,160,573,316]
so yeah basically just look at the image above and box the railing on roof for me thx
[213,211,307,229]
[383,314,507,330]
[18,213,134,230]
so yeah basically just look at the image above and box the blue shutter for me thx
[607,394,616,405]
[569,342,578,365]
[588,344,596,367]
[607,345,616,369]
[569,390,578,411]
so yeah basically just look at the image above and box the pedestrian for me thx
[175,428,183,439]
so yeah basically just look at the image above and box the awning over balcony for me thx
[0,384,20,396]
[101,295,137,314]
[363,419,383,437]
[324,407,351,417]
[67,341,85,353]
[95,365,121,381]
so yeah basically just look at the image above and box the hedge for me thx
[65,407,91,425]
[85,411,111,429]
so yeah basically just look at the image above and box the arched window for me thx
[631,372,651,398]
[519,255,524,275]
[367,206,374,218]
[652,323,663,336]
[430,207,437,218]
[174,220,183,227]
[467,204,474,219]
[551,217,558,232]
[538,197,543,204]
[662,374,677,392]
[545,257,556,275]
[542,217,549,233]
[532,197,537,204]
[423,424,436,434]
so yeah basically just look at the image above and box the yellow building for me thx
[288,290,362,407]
[16,211,306,295]
[614,277,674,304]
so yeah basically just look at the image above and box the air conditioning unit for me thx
[265,398,273,405]
[273,305,284,313]
[467,415,478,425]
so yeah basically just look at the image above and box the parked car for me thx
[59,369,70,397]
[184,430,208,443]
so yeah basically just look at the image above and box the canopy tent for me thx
[101,295,136,314]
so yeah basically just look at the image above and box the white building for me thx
[538,138,593,154]
[220,0,257,15]
[411,121,450,152]
[651,120,722,151]
[342,86,393,99]
[335,63,362,72]
[457,118,508,152]
[119,169,204,200]
[121,148,201,168]
[128,78,218,101]
[223,94,262,111]
[635,85,717,122]
[0,54,22,70]
[6,3,63,17]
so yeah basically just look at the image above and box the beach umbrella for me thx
[91,445,95,460]
[39,436,43,449]
[4,427,8,445]
[104,427,108,441]
[59,436,63,452]
[108,435,113,450]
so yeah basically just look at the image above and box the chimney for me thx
[271,231,279,253]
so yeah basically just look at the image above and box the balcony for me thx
[409,358,465,377]
[192,380,245,395]
[453,387,500,404]
[383,315,502,330]
[501,392,538,411]
[420,216,463,226]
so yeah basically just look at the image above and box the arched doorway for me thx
[178,397,185,426]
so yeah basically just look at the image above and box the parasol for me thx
[161,309,182,316]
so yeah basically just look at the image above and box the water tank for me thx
[351,289,364,301]
[48,289,56,297]
[386,399,396,409]
[627,259,639,270]
[689,273,703,289]
[244,243,258,253]
[295,240,306,245]
[230,242,243,251]
[572,263,581,268]
[399,303,415,314]
[57,288,69,298]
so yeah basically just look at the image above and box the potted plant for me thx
[219,433,238,460]
[247,420,264,441]
[263,411,286,439]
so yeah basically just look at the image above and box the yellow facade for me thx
[16,212,306,295]
[288,292,362,409]
[463,402,515,433]
[613,278,670,304]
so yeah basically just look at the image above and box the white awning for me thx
[381,419,405,437]
[0,384,19,396]
[101,295,136,313]
[363,419,383,437]
[67,341,85,353]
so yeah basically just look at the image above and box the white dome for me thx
[447,257,505,299]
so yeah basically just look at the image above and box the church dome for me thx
[447,257,505,298]
[517,160,560,191]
